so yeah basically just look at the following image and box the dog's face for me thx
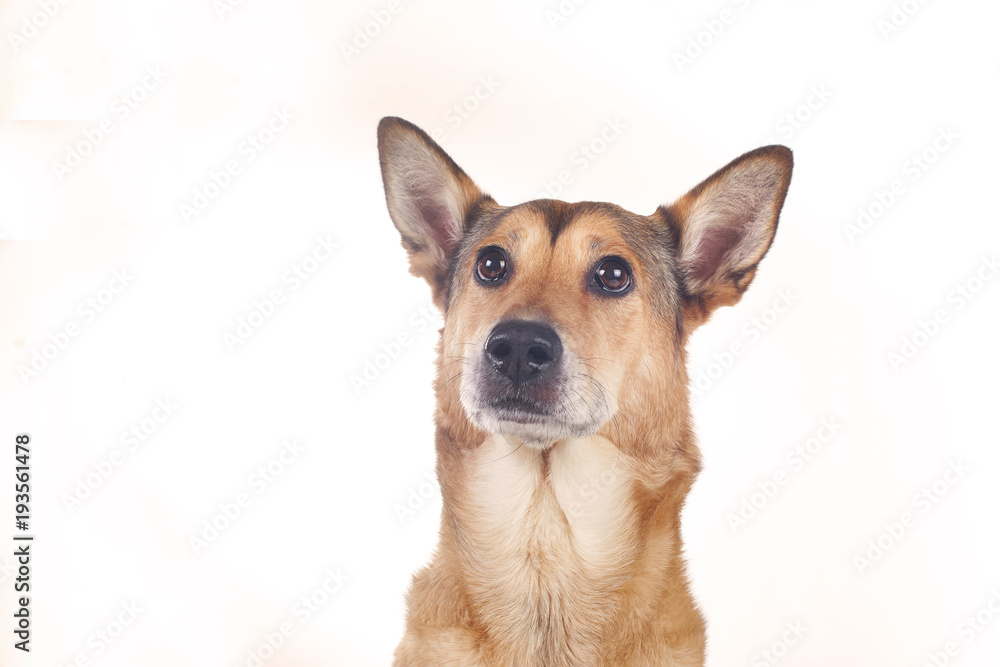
[378,117,791,448]
[446,201,679,445]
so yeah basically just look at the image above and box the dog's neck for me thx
[462,434,638,663]
[468,433,640,570]
[433,413,703,665]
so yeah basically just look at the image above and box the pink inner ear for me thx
[688,224,744,284]
[416,198,458,256]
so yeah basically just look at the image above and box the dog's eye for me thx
[476,248,508,284]
[594,257,631,294]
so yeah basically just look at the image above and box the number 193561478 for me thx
[15,434,30,531]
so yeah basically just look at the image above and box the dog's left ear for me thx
[659,145,793,326]
[378,117,489,309]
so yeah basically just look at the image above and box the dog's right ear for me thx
[378,117,489,309]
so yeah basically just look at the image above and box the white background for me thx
[1,0,999,665]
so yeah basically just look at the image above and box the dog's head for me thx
[378,117,791,448]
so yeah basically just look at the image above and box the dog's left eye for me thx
[594,257,632,294]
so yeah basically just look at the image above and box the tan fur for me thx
[396,210,705,666]
[378,117,792,666]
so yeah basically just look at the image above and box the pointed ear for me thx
[377,117,489,309]
[660,145,792,325]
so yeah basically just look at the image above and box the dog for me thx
[377,116,792,666]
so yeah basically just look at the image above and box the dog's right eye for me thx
[476,248,508,284]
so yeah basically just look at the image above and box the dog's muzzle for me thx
[477,319,564,422]
[484,320,562,388]
[462,318,608,444]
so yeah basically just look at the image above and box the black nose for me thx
[484,320,562,387]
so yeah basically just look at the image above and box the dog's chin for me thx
[466,403,601,449]
[459,360,613,449]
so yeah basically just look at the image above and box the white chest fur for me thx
[463,434,638,658]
